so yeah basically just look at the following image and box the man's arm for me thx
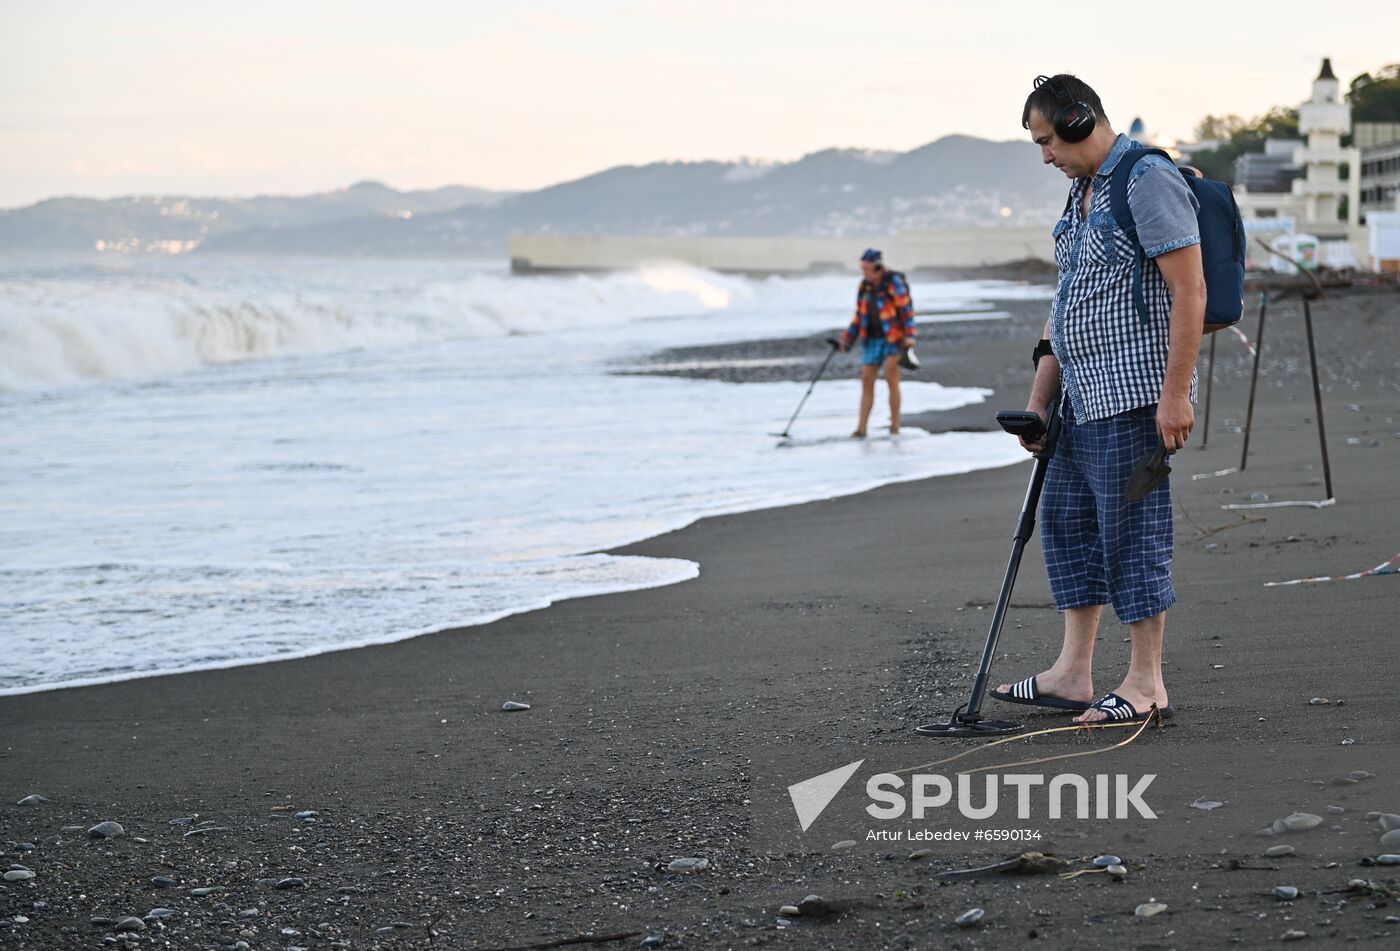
[1154,244,1206,451]
[839,291,862,351]
[1020,317,1061,452]
[892,274,916,347]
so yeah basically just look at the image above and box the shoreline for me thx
[3,286,1398,950]
[2,298,1048,700]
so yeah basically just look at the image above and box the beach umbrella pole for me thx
[916,400,1063,738]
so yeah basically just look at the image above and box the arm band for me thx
[1032,338,1054,367]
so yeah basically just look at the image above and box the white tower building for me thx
[1292,57,1361,234]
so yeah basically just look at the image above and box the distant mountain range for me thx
[1,136,1067,257]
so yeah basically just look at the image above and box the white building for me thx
[1235,58,1361,240]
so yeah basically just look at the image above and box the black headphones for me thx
[1034,74,1096,143]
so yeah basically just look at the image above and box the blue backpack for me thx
[1108,146,1245,333]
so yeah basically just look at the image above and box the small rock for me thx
[16,795,49,807]
[830,839,857,852]
[274,877,305,889]
[778,905,799,916]
[1106,864,1128,879]
[798,895,838,918]
[1265,845,1296,857]
[114,917,146,933]
[639,934,665,949]
[1327,806,1345,814]
[1308,697,1329,705]
[1191,798,1225,811]
[1273,886,1300,900]
[1377,814,1400,832]
[3,869,34,882]
[501,701,531,712]
[1279,813,1323,832]
[956,907,985,928]
[1380,829,1400,848]
[1135,902,1168,918]
[294,810,318,819]
[908,849,933,860]
[87,821,125,839]
[1093,854,1121,867]
[1342,738,1354,746]
[1281,930,1307,941]
[144,908,174,920]
[150,875,178,888]
[666,857,708,873]
[1250,491,1270,502]
[189,887,217,896]
[1348,771,1373,781]
[1376,854,1400,865]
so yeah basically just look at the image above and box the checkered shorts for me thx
[1040,401,1175,624]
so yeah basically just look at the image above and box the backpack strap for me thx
[1107,146,1173,326]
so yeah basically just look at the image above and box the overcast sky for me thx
[2,0,1396,207]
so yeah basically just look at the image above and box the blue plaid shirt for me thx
[1050,134,1201,423]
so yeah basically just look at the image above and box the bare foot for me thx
[851,430,867,439]
[1072,680,1169,724]
[995,667,1093,706]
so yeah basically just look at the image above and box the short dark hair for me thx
[1021,74,1107,131]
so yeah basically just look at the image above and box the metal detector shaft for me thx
[778,339,841,437]
[961,439,1054,721]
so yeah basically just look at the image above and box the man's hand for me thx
[837,337,850,353]
[897,337,913,351]
[1157,395,1194,452]
[1019,405,1048,454]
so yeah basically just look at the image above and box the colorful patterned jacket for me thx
[842,270,917,347]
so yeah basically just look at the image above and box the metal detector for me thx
[771,338,841,439]
[915,397,1063,738]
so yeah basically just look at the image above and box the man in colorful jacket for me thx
[839,248,917,438]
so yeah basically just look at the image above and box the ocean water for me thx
[0,254,1051,695]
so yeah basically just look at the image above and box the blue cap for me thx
[860,248,883,263]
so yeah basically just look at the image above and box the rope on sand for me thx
[1228,324,1256,357]
[1264,550,1400,587]
[895,707,1164,777]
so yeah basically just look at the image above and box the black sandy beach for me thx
[4,285,1400,950]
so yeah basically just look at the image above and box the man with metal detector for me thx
[986,74,1207,726]
[838,249,919,438]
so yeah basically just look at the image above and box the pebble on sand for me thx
[1281,930,1307,941]
[1375,854,1400,865]
[666,857,708,873]
[3,869,35,882]
[830,840,857,852]
[87,820,125,839]
[16,795,49,806]
[1106,864,1128,879]
[273,877,305,889]
[1273,885,1300,900]
[1092,854,1121,867]
[1134,902,1168,918]
[1265,845,1296,857]
[1377,814,1400,832]
[501,701,531,712]
[114,917,146,932]
[1379,829,1400,848]
[956,907,985,928]
[1276,813,1323,832]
